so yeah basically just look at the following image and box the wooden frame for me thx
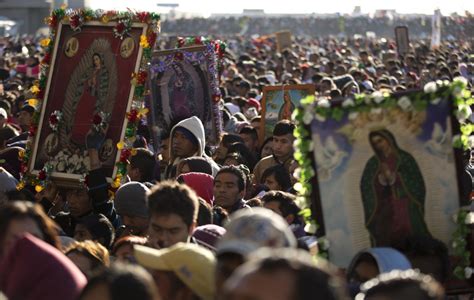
[260,84,314,144]
[395,26,410,57]
[28,20,147,187]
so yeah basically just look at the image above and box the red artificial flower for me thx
[92,114,102,125]
[137,12,149,23]
[38,170,47,181]
[48,15,58,28]
[212,94,221,102]
[120,149,131,162]
[178,38,185,47]
[115,22,126,33]
[127,110,138,123]
[49,114,58,125]
[70,15,81,28]
[28,126,37,137]
[137,71,147,85]
[147,32,157,47]
[195,36,202,45]
[20,163,28,174]
[41,53,51,65]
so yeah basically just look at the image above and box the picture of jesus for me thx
[360,129,431,247]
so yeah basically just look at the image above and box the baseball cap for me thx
[216,207,297,257]
[134,243,216,300]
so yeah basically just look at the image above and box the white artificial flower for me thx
[317,98,330,108]
[456,104,472,123]
[364,96,372,105]
[315,113,326,122]
[397,96,412,111]
[307,140,314,151]
[317,237,330,250]
[342,98,355,108]
[348,111,359,120]
[293,167,301,180]
[436,80,443,87]
[453,76,468,87]
[465,267,473,279]
[443,80,450,86]
[431,97,442,105]
[303,109,314,125]
[452,86,463,97]
[57,161,66,172]
[468,136,474,149]
[465,212,474,225]
[304,223,317,235]
[372,91,385,104]
[423,81,438,93]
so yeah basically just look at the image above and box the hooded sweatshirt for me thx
[166,116,219,178]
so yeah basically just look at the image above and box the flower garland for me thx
[292,78,474,276]
[17,8,160,192]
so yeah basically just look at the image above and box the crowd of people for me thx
[0,11,473,300]
[162,14,474,39]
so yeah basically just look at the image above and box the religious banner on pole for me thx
[431,9,442,49]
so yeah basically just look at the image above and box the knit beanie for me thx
[115,182,150,219]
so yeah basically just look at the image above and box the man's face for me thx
[215,140,229,161]
[263,201,283,217]
[213,172,244,209]
[66,188,92,218]
[263,174,281,191]
[73,224,93,241]
[148,213,193,249]
[159,138,170,164]
[272,134,294,160]
[172,131,197,158]
[17,110,32,128]
[239,133,257,151]
[224,269,296,300]
[121,214,149,236]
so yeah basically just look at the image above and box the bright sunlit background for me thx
[85,0,473,17]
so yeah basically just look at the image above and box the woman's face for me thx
[3,217,44,257]
[93,55,101,67]
[113,243,135,263]
[264,174,281,191]
[261,141,273,158]
[371,135,391,155]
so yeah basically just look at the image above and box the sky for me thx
[86,0,474,17]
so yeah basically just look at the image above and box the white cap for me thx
[0,108,7,119]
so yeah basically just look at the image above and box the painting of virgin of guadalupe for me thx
[307,94,465,267]
[150,47,220,144]
[30,21,146,185]
[260,84,314,142]
[360,129,430,247]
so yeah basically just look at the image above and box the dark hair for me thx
[273,120,295,136]
[0,201,60,257]
[77,213,115,249]
[221,133,244,148]
[197,198,213,226]
[358,270,444,300]
[215,165,246,192]
[79,262,159,300]
[261,191,300,220]
[227,142,257,171]
[129,148,156,182]
[112,235,148,256]
[239,126,258,142]
[234,249,348,300]
[148,181,199,228]
[261,165,292,191]
[180,157,213,175]
[245,198,263,207]
[395,235,449,284]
